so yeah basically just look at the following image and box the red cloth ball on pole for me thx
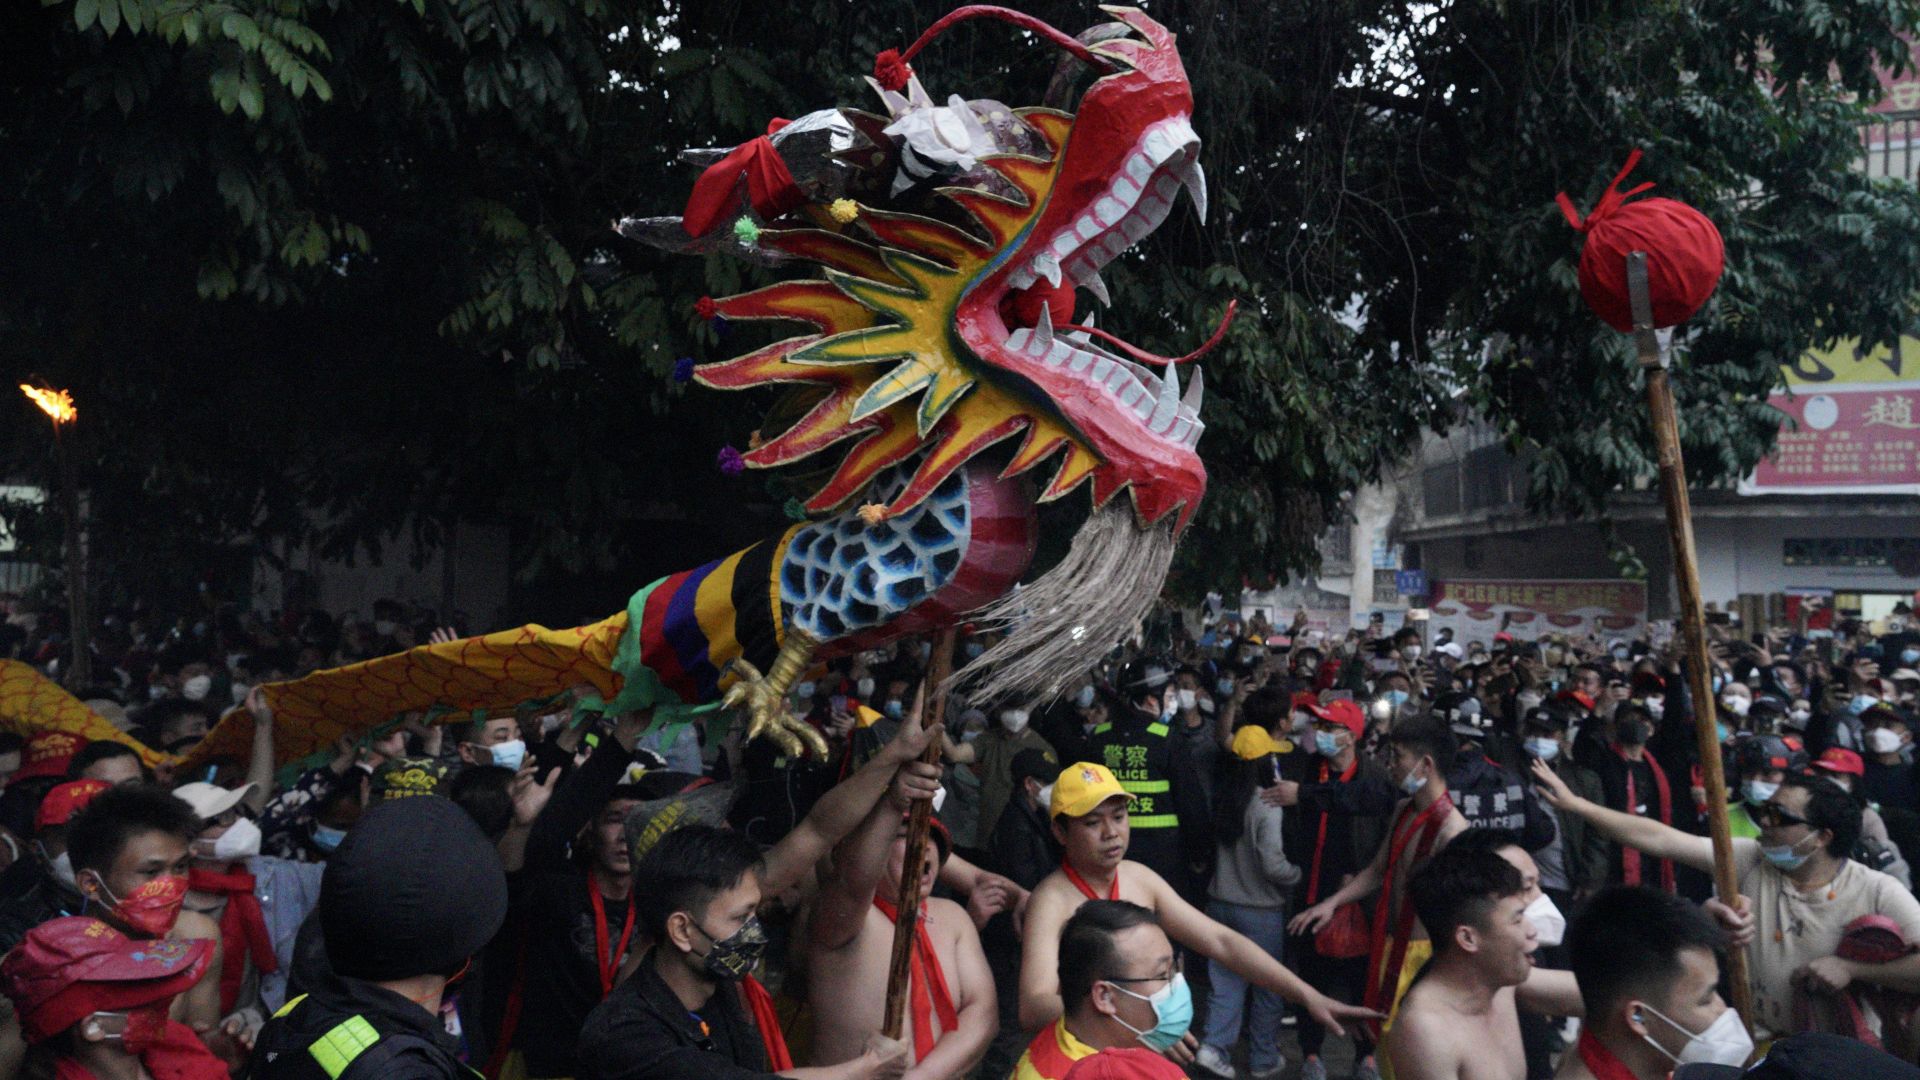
[1557,150,1724,332]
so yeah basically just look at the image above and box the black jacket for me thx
[253,967,471,1080]
[577,951,776,1080]
[1447,747,1556,852]
[988,795,1061,891]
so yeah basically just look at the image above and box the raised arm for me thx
[1516,968,1584,1017]
[1528,759,1716,874]
[241,687,277,813]
[763,699,935,896]
[810,762,939,953]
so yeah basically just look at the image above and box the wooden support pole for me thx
[1626,252,1753,1033]
[882,625,959,1042]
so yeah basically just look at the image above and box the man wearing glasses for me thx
[1012,901,1188,1080]
[1531,762,1920,1041]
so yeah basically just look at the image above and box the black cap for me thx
[320,795,507,981]
[1521,705,1567,733]
[1010,746,1059,786]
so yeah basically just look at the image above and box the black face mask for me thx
[1616,720,1650,746]
[690,915,768,981]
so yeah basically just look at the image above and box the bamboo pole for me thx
[1626,252,1753,1033]
[881,625,959,1042]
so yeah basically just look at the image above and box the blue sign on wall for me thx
[1395,570,1428,597]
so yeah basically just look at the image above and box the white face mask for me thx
[999,709,1030,734]
[181,675,213,702]
[1176,689,1197,711]
[1788,707,1812,726]
[229,682,251,706]
[1523,893,1566,946]
[856,677,876,699]
[1646,696,1665,719]
[1870,728,1904,754]
[1720,695,1750,717]
[208,817,262,862]
[1402,646,1423,663]
[1640,1003,1754,1068]
[1036,782,1055,811]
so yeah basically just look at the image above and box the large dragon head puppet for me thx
[621,5,1226,704]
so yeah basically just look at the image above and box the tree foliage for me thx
[4,0,1918,613]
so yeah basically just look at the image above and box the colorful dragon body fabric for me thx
[185,4,1222,768]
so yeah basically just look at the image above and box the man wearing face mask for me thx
[577,824,911,1080]
[175,781,328,1022]
[1860,704,1920,811]
[1278,698,1393,1080]
[943,702,1055,846]
[1084,660,1193,896]
[1012,901,1190,1079]
[1532,765,1920,1043]
[0,779,108,953]
[1382,847,1581,1080]
[1725,736,1801,841]
[1515,707,1609,915]
[1555,886,1744,1079]
[252,795,508,1080]
[455,714,527,771]
[1,915,222,1080]
[1578,703,1679,891]
[1290,716,1469,1048]
[1444,830,1579,1080]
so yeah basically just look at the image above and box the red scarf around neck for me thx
[186,866,277,1015]
[871,895,958,1063]
[1576,1028,1652,1080]
[739,975,794,1070]
[1612,746,1675,892]
[1306,757,1359,904]
[1362,794,1454,1032]
[53,1019,228,1080]
[1061,862,1118,902]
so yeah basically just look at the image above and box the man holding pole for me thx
[807,794,996,1077]
[1530,762,1920,1040]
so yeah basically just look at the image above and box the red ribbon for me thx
[54,1019,228,1080]
[1557,149,1657,235]
[681,118,805,239]
[872,896,959,1063]
[1362,794,1454,1034]
[1615,745,1675,892]
[186,867,277,1016]
[740,975,795,1070]
[1061,861,1119,902]
[1574,1029,1642,1080]
[587,881,637,998]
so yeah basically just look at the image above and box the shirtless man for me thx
[1017,763,1375,1042]
[1384,847,1582,1080]
[1555,887,1745,1079]
[809,802,995,1078]
[1291,715,1469,1034]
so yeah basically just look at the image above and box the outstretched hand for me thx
[510,762,562,827]
[1307,992,1382,1038]
[1288,900,1337,936]
[1529,758,1577,810]
[884,678,936,764]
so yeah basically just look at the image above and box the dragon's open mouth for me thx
[1003,314,1204,448]
[1006,116,1205,300]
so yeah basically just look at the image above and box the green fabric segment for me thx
[591,580,725,750]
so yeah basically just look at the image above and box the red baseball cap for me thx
[1064,1049,1188,1080]
[0,917,210,1043]
[13,732,84,784]
[35,780,108,832]
[1813,747,1865,778]
[1306,698,1365,739]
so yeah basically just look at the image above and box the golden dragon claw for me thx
[720,644,829,761]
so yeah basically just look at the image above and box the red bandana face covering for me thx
[94,875,188,939]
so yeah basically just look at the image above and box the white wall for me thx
[1693,513,1920,603]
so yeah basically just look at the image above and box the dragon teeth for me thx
[1176,160,1208,225]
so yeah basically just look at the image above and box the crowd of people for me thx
[0,591,1919,1080]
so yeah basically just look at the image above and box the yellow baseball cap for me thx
[1050,762,1135,818]
[1230,725,1282,761]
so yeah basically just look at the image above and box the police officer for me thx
[1086,658,1204,896]
[1438,690,1556,852]
[252,795,507,1080]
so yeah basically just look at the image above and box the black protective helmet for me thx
[1433,690,1489,740]
[1734,733,1805,778]
[1117,657,1174,698]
